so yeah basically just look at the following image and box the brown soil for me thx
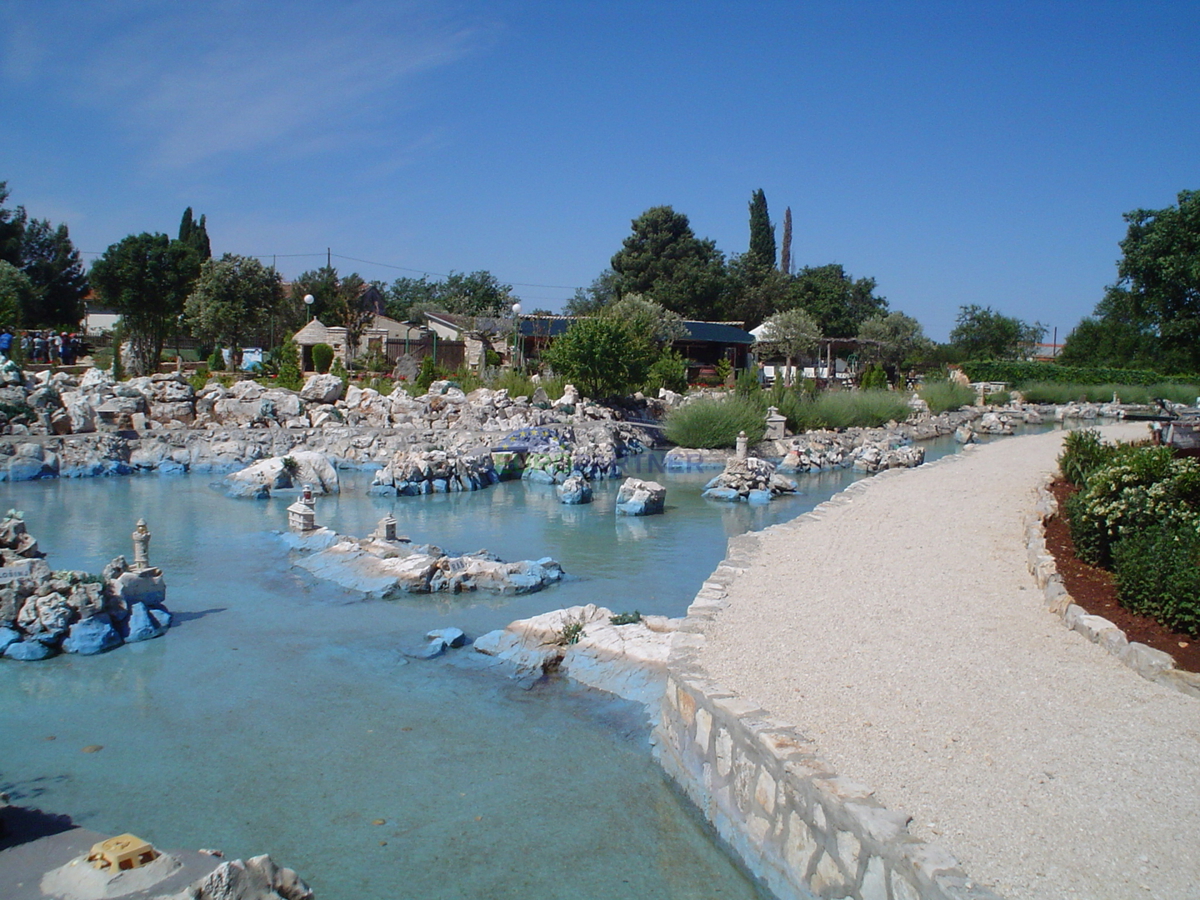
[1045,480,1199,673]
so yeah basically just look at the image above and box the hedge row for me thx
[958,359,1194,387]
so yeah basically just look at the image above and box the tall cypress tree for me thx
[748,189,776,269]
[178,207,212,260]
[780,206,793,275]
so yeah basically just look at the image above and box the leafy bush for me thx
[274,340,303,391]
[918,381,975,413]
[714,357,733,384]
[734,367,761,399]
[415,356,447,393]
[664,396,767,449]
[859,364,888,391]
[311,343,334,375]
[355,347,391,373]
[1065,446,1199,566]
[1058,429,1121,488]
[188,368,211,393]
[207,347,225,372]
[985,389,1012,405]
[643,350,689,396]
[1112,524,1200,636]
[331,357,348,384]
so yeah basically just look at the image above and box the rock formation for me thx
[0,512,171,661]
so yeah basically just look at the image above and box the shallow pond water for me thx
[1,438,978,899]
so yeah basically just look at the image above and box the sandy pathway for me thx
[700,424,1200,900]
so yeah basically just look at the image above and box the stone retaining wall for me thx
[1026,477,1200,699]
[652,463,1002,900]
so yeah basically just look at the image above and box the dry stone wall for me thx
[653,479,1004,900]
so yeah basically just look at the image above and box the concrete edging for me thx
[652,451,1003,900]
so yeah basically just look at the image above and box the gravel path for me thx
[700,424,1200,900]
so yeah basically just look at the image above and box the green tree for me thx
[791,264,887,338]
[333,272,376,357]
[385,275,441,321]
[565,269,619,316]
[0,260,33,328]
[90,232,199,376]
[542,316,651,399]
[748,189,776,269]
[1059,288,1159,369]
[759,308,822,385]
[1106,189,1200,370]
[780,206,793,275]
[437,270,516,316]
[0,182,23,266]
[178,207,212,260]
[857,311,933,369]
[19,217,88,327]
[611,206,727,320]
[604,294,687,346]
[949,304,1045,360]
[290,266,341,325]
[185,254,284,368]
[725,254,798,329]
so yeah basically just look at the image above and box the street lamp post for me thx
[511,302,522,370]
[304,293,315,322]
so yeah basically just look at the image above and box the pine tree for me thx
[780,207,792,275]
[748,189,776,269]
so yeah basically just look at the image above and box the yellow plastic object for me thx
[87,833,158,872]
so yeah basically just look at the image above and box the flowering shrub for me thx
[1062,442,1200,635]
[1067,446,1200,566]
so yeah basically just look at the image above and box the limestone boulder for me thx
[300,374,344,404]
[557,473,593,505]
[226,450,339,496]
[615,477,666,516]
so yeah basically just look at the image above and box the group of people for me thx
[0,328,88,365]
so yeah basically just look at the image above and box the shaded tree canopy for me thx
[758,307,822,384]
[565,269,619,316]
[290,266,376,352]
[1058,287,1159,369]
[90,232,199,376]
[603,293,687,346]
[185,254,284,366]
[0,181,89,327]
[384,270,516,321]
[611,206,727,320]
[0,260,34,328]
[791,264,887,338]
[857,311,933,368]
[949,304,1045,360]
[748,189,776,269]
[0,182,23,267]
[19,217,88,327]
[178,207,212,260]
[780,206,793,275]
[1107,190,1200,371]
[541,316,652,399]
[724,254,797,330]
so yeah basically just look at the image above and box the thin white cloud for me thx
[6,0,485,169]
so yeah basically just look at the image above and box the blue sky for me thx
[2,0,1197,342]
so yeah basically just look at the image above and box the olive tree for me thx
[185,254,284,368]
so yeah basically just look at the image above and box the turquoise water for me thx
[0,442,968,899]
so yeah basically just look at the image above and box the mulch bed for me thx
[1045,480,1199,674]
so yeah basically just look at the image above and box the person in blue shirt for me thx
[0,328,13,359]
